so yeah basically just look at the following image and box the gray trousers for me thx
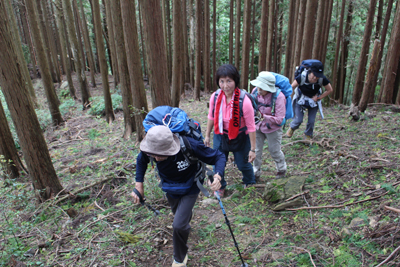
[167,193,198,263]
[290,100,318,137]
[253,128,287,176]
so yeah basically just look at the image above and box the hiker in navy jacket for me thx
[131,125,226,267]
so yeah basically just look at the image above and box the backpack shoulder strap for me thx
[270,88,281,116]
[300,70,307,86]
[178,135,197,165]
[238,89,246,117]
[212,89,222,116]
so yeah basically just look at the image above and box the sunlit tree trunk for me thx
[91,0,114,124]
[26,0,63,125]
[63,0,91,108]
[140,0,172,106]
[0,1,63,201]
[55,0,77,99]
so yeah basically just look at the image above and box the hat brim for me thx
[311,70,324,78]
[250,79,276,93]
[140,133,181,156]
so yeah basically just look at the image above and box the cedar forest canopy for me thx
[0,0,400,266]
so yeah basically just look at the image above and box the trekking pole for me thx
[133,188,160,216]
[207,170,248,267]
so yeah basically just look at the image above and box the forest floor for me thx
[1,72,400,267]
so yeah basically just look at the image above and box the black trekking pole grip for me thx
[133,188,160,216]
[133,188,145,205]
[206,169,214,183]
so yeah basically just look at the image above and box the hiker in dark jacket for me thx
[131,125,226,267]
[286,61,332,140]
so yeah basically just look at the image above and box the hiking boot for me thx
[285,127,294,138]
[214,189,225,197]
[304,135,312,140]
[275,171,286,179]
[172,255,188,267]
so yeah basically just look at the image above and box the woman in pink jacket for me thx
[250,71,287,180]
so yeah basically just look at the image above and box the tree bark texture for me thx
[229,0,234,64]
[78,0,96,87]
[300,0,317,62]
[91,0,114,124]
[183,0,190,85]
[289,0,299,78]
[312,0,325,60]
[166,0,173,85]
[240,0,252,90]
[249,0,256,80]
[234,0,241,68]
[293,0,306,67]
[172,0,184,106]
[110,0,136,139]
[19,2,37,79]
[203,0,211,93]
[121,0,148,141]
[380,2,400,104]
[284,0,296,78]
[63,0,91,108]
[212,0,217,90]
[321,0,334,65]
[266,0,274,70]
[0,0,63,200]
[0,100,21,179]
[359,40,381,112]
[258,0,268,72]
[351,0,378,106]
[104,0,119,88]
[189,0,195,86]
[140,0,172,106]
[55,0,77,99]
[26,0,63,125]
[194,0,202,100]
[72,0,86,69]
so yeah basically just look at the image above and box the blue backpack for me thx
[143,106,209,196]
[294,59,323,86]
[252,72,293,126]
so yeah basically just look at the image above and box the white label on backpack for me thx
[177,160,190,172]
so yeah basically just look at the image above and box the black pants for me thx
[167,193,198,263]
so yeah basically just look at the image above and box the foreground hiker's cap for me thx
[310,62,324,78]
[250,71,276,93]
[140,125,180,156]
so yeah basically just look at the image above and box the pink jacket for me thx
[253,88,286,134]
[208,92,256,134]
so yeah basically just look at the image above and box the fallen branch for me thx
[287,192,388,211]
[291,246,316,267]
[285,190,309,202]
[384,206,400,214]
[376,245,400,267]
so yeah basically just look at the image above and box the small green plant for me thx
[88,93,123,116]
[88,129,101,140]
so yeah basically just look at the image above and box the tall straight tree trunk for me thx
[258,0,268,72]
[234,0,241,68]
[321,0,334,64]
[43,0,61,84]
[375,0,384,39]
[337,0,353,104]
[194,0,202,100]
[0,100,21,179]
[8,0,37,105]
[183,0,190,85]
[212,0,217,90]
[111,0,136,138]
[266,0,274,70]
[78,0,96,87]
[104,0,119,88]
[374,0,394,103]
[137,3,147,78]
[121,0,148,141]
[63,0,91,108]
[55,0,77,99]
[203,0,211,93]
[249,0,256,80]
[72,0,86,73]
[359,40,381,112]
[240,0,252,90]
[0,1,63,200]
[166,0,173,85]
[25,0,63,125]
[300,0,318,62]
[49,0,65,76]
[276,1,282,72]
[19,2,37,79]
[380,2,400,104]
[189,0,195,86]
[289,0,300,78]
[312,0,325,59]
[172,0,184,105]
[229,0,234,64]
[140,0,172,106]
[284,0,296,78]
[293,0,306,67]
[351,0,378,106]
[36,0,58,83]
[332,0,346,101]
[91,0,114,124]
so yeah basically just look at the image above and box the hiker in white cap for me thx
[250,71,287,180]
[131,125,226,267]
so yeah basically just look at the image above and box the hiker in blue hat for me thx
[286,60,332,140]
[131,125,226,267]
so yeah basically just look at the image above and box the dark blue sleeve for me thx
[188,138,226,175]
[135,152,150,183]
[323,76,330,86]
